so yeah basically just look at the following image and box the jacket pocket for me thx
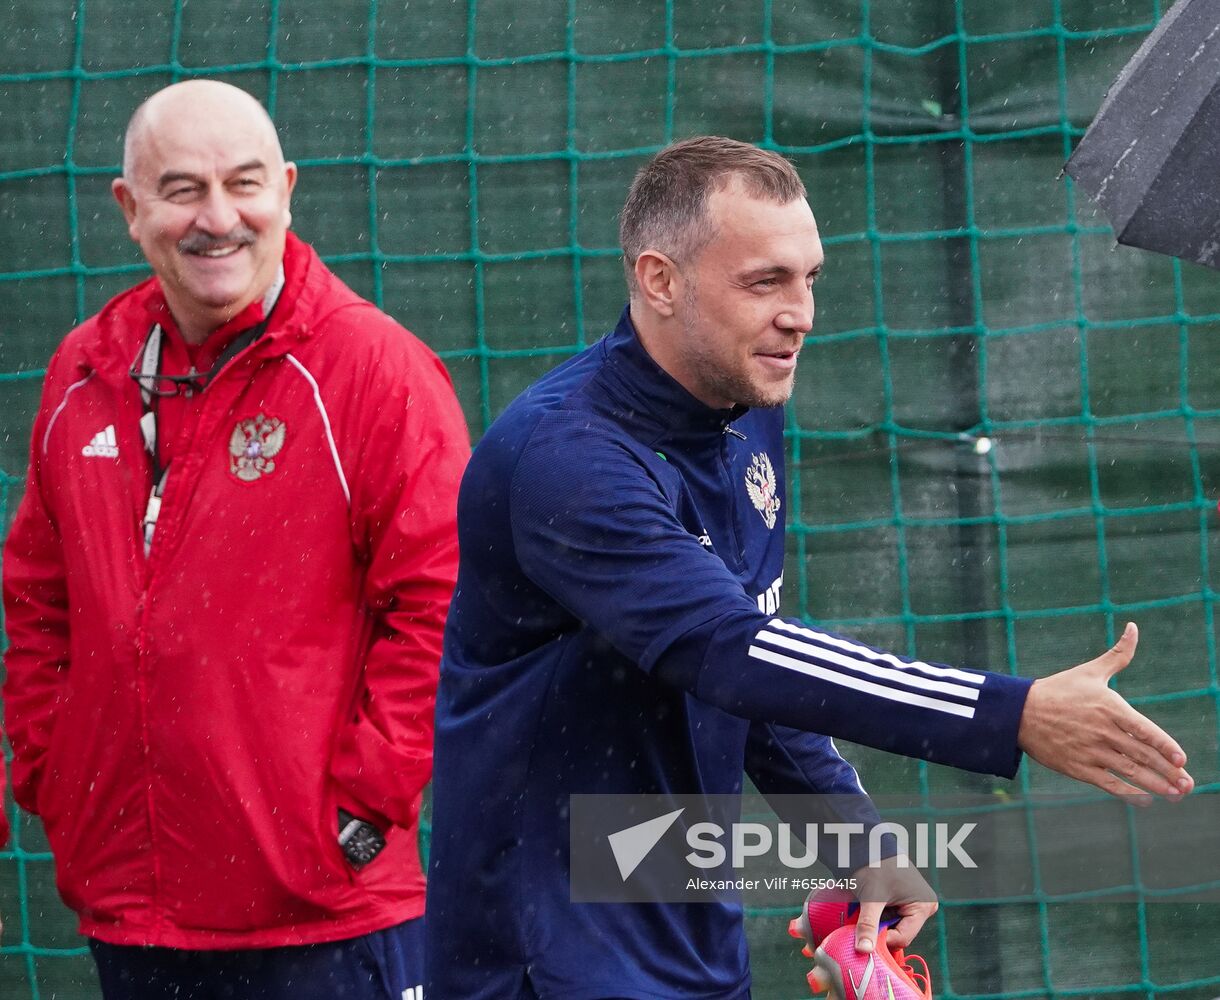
[319,781,358,887]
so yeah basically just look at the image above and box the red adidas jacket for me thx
[2,233,469,948]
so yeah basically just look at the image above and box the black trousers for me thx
[88,917,424,1000]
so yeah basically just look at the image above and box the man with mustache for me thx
[425,137,1195,999]
[2,79,469,999]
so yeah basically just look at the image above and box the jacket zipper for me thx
[720,423,746,567]
[134,352,262,932]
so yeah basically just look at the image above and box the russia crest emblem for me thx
[229,413,286,482]
[745,452,781,529]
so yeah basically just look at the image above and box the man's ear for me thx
[634,250,681,318]
[282,161,298,228]
[111,178,140,240]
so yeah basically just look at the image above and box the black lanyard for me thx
[131,318,270,556]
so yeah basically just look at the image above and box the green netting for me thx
[2,0,1219,997]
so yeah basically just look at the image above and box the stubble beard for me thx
[680,287,796,410]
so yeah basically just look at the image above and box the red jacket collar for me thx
[80,232,328,378]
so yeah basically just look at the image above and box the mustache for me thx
[178,227,257,254]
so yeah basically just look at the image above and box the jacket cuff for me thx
[969,672,1033,780]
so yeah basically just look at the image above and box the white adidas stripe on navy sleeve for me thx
[748,618,982,719]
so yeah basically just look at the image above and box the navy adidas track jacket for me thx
[425,309,1032,999]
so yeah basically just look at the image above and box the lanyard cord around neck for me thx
[139,319,270,553]
[135,270,287,555]
[136,319,272,556]
[134,268,286,556]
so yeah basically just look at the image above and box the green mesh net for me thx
[2,0,1219,997]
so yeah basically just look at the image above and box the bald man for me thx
[2,80,469,999]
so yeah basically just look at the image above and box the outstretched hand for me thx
[1017,622,1194,801]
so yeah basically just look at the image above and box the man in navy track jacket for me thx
[425,136,1194,1000]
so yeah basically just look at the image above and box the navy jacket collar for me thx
[600,306,749,436]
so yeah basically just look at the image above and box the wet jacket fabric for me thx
[2,233,469,949]
[426,308,1033,999]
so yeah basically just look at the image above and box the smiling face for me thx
[112,81,297,343]
[647,177,823,410]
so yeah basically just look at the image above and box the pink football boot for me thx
[807,925,932,1000]
[787,886,859,959]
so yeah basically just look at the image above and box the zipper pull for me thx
[142,493,162,556]
[723,424,747,441]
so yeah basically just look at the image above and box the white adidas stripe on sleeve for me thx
[753,627,982,701]
[284,353,351,507]
[765,619,985,685]
[747,643,977,719]
[42,373,95,455]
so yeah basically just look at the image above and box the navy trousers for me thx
[89,917,424,1000]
